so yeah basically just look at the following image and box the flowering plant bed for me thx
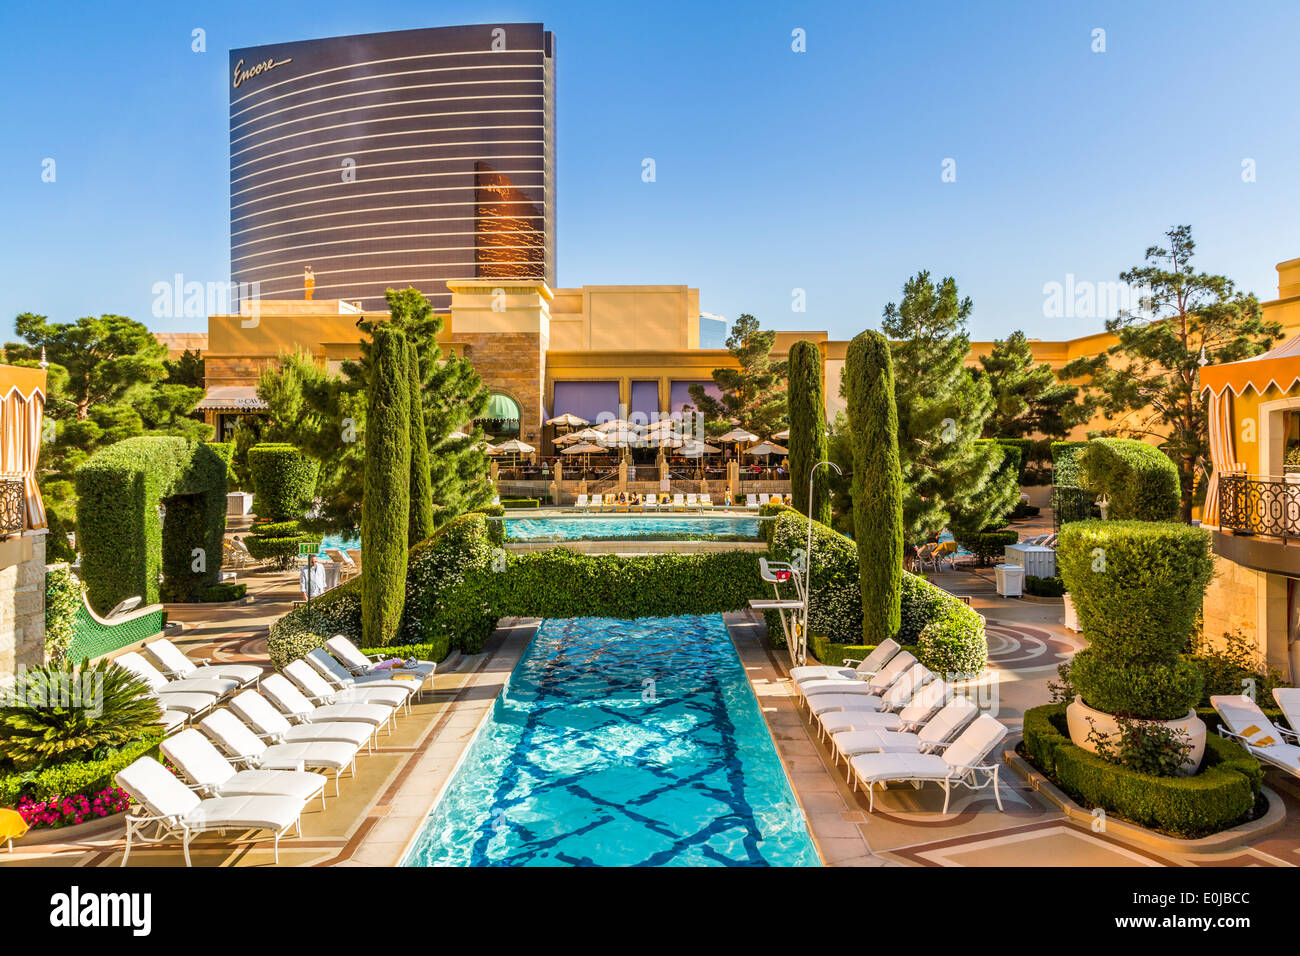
[16,787,130,829]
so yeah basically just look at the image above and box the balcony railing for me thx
[0,478,25,538]
[1219,473,1300,540]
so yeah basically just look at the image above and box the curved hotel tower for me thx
[229,23,555,311]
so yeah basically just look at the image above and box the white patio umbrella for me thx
[561,441,607,470]
[546,413,589,428]
[679,441,721,458]
[747,441,788,458]
[447,429,471,441]
[494,438,536,466]
[771,429,790,441]
[594,418,635,433]
[557,427,603,444]
[716,427,759,461]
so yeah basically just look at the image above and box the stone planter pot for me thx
[1062,592,1080,632]
[1066,696,1206,776]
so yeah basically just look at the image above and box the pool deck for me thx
[7,556,1298,866]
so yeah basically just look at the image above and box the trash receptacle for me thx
[995,563,1025,598]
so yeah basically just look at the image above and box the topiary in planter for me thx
[1057,520,1212,720]
[1079,438,1179,521]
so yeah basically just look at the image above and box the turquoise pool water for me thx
[402,615,819,867]
[504,515,760,541]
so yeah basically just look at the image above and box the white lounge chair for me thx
[1272,688,1300,739]
[229,690,376,753]
[305,649,418,712]
[847,713,1009,812]
[112,652,234,716]
[199,709,359,797]
[671,493,686,510]
[818,678,953,739]
[115,755,305,866]
[325,548,359,580]
[800,650,918,700]
[643,495,658,511]
[830,695,979,767]
[810,663,934,737]
[283,659,410,713]
[790,638,900,685]
[807,662,932,722]
[759,493,771,506]
[160,728,329,811]
[746,494,760,510]
[699,494,714,510]
[574,494,588,512]
[1212,694,1300,775]
[685,493,699,510]
[325,635,436,689]
[145,638,262,688]
[259,673,394,734]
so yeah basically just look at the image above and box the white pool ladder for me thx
[749,558,808,668]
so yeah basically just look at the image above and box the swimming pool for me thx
[402,615,819,867]
[504,515,761,541]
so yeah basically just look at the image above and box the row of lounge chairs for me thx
[790,639,1008,812]
[1212,690,1300,781]
[573,492,791,512]
[111,637,436,865]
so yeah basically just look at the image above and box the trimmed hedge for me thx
[787,339,831,524]
[953,528,1018,566]
[845,330,904,641]
[1058,520,1213,719]
[247,443,319,521]
[362,326,412,647]
[472,503,506,544]
[199,582,247,602]
[1025,574,1065,597]
[1079,438,1180,521]
[500,498,541,509]
[0,727,165,806]
[1022,704,1261,838]
[45,566,85,662]
[75,437,229,613]
[768,509,987,675]
[1051,441,1091,488]
[808,635,919,670]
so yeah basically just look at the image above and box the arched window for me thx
[478,392,521,439]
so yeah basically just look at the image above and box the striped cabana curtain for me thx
[0,386,47,530]
[1200,387,1236,529]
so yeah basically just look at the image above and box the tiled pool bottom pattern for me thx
[403,615,819,866]
[503,515,761,541]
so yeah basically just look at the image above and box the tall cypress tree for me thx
[362,326,411,647]
[406,337,435,545]
[787,340,830,524]
[845,331,903,640]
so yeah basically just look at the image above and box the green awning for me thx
[483,393,520,421]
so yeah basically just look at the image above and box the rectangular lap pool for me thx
[402,615,819,866]
[503,515,761,541]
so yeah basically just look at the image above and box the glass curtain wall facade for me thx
[229,23,555,312]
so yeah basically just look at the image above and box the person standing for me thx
[300,553,327,605]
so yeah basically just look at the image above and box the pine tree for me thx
[845,331,903,640]
[688,313,788,436]
[879,271,1007,541]
[786,340,830,523]
[1061,226,1280,522]
[977,331,1085,440]
[361,326,411,647]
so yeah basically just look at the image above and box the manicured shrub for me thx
[953,529,1018,566]
[0,729,165,808]
[75,437,229,612]
[768,509,985,674]
[199,582,247,602]
[1057,520,1212,719]
[1051,441,1090,488]
[407,338,435,546]
[787,339,831,524]
[1021,704,1261,838]
[1079,438,1180,521]
[845,330,903,641]
[918,611,987,676]
[247,443,319,522]
[500,498,542,509]
[471,503,506,545]
[808,634,919,670]
[44,566,85,663]
[362,326,412,647]
[1025,574,1065,597]
[207,441,236,486]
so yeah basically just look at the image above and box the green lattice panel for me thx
[66,606,165,663]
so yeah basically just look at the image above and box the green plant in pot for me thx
[1056,519,1213,775]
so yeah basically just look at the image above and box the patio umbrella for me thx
[716,427,759,461]
[771,429,790,441]
[558,427,603,444]
[447,429,472,441]
[546,413,588,428]
[594,419,634,433]
[562,441,606,470]
[679,441,721,457]
[494,438,535,467]
[747,441,788,457]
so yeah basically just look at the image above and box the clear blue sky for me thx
[3,0,1298,344]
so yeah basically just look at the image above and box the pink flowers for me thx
[16,787,130,829]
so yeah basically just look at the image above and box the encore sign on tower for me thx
[232,56,293,88]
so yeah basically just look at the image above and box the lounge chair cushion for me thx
[818,711,903,736]
[833,728,925,755]
[809,694,887,716]
[182,794,302,832]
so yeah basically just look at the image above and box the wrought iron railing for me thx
[0,478,24,537]
[1219,473,1300,540]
